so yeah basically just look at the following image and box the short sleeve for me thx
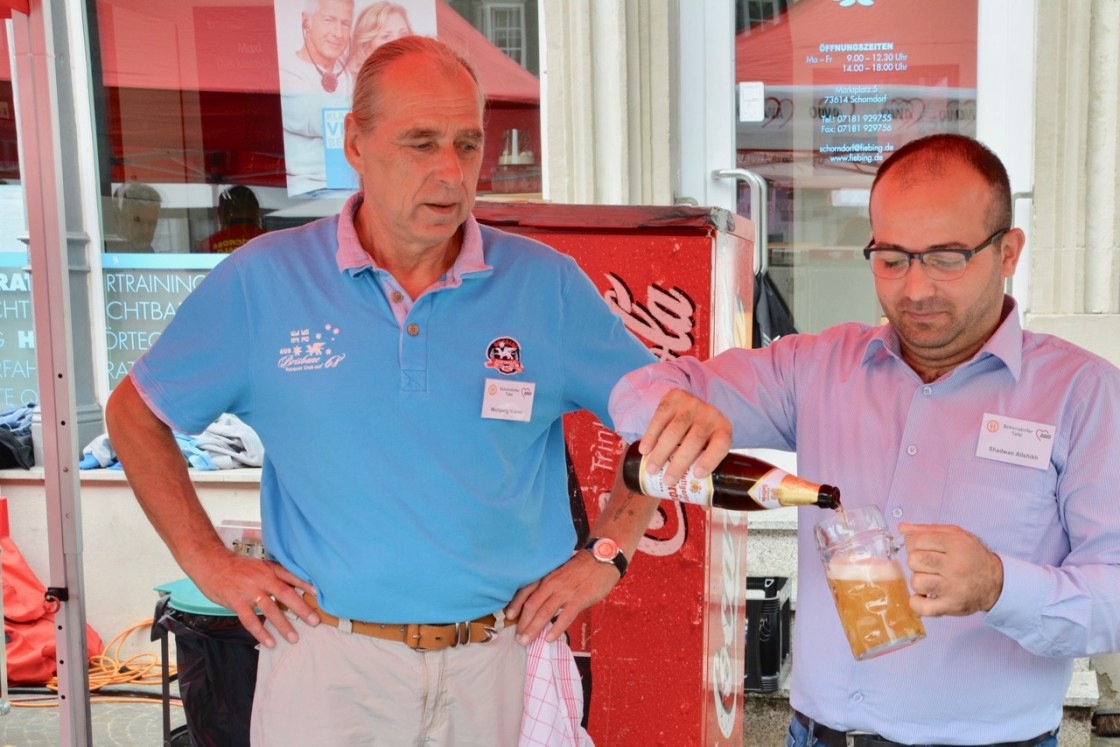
[558,258,656,425]
[128,255,253,434]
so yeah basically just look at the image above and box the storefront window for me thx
[0,30,34,411]
[88,0,540,390]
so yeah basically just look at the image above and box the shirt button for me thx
[922,386,933,396]
[906,445,918,456]
[852,692,864,703]
[892,507,903,519]
[406,323,420,336]
[390,291,404,304]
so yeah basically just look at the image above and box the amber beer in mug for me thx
[814,505,925,660]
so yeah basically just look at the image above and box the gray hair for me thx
[349,35,483,134]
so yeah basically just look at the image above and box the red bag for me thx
[3,533,104,686]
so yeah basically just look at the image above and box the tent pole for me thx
[9,1,92,743]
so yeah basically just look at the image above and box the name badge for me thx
[481,378,535,422]
[975,412,1055,470]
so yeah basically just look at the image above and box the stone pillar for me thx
[540,0,674,205]
[1027,0,1120,365]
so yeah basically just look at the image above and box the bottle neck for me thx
[771,473,831,507]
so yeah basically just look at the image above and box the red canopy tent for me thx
[0,0,28,21]
[96,0,538,101]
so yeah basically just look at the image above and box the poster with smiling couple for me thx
[273,0,438,197]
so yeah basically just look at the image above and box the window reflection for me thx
[110,182,163,253]
[197,186,266,254]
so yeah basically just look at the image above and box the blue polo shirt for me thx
[130,195,654,623]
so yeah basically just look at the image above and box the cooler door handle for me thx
[712,168,769,273]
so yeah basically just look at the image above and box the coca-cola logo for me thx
[602,273,696,361]
[713,510,744,737]
[599,272,697,557]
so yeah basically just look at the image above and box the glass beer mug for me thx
[814,505,926,660]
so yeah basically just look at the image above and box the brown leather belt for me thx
[293,594,498,651]
[794,710,1056,747]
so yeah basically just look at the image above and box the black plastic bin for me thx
[744,575,791,693]
[152,578,259,747]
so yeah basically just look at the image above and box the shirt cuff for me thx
[607,371,680,443]
[983,553,1048,638]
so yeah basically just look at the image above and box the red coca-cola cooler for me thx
[474,203,754,747]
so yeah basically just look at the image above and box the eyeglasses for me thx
[863,228,1010,281]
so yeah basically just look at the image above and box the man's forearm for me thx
[105,375,227,575]
[590,465,660,562]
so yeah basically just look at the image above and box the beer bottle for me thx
[622,441,840,511]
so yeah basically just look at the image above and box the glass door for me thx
[731,0,979,334]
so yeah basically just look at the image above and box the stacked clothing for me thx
[80,413,264,471]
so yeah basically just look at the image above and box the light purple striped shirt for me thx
[609,297,1120,743]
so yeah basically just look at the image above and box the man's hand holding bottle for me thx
[633,388,733,485]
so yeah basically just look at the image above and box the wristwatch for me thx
[584,537,628,579]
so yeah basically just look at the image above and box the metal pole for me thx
[8,0,92,742]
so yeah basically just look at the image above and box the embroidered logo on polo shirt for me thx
[484,336,523,375]
[277,323,346,373]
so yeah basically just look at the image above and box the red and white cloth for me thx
[519,624,594,747]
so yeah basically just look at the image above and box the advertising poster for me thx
[273,0,437,197]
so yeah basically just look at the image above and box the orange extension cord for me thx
[11,618,181,708]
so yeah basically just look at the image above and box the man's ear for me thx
[343,113,363,171]
[1000,227,1026,279]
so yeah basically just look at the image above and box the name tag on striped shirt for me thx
[975,412,1055,470]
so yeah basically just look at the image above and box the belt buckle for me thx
[454,620,496,646]
[845,731,878,747]
[405,623,426,651]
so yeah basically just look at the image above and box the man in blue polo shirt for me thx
[107,36,656,745]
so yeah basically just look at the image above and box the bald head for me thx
[872,134,1013,233]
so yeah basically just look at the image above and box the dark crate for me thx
[744,575,791,693]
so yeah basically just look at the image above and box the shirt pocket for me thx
[939,456,1059,558]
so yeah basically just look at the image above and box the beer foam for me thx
[826,555,904,582]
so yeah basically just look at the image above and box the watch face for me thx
[592,538,620,561]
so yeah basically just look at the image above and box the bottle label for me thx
[637,454,714,506]
[749,470,821,508]
[747,469,787,509]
